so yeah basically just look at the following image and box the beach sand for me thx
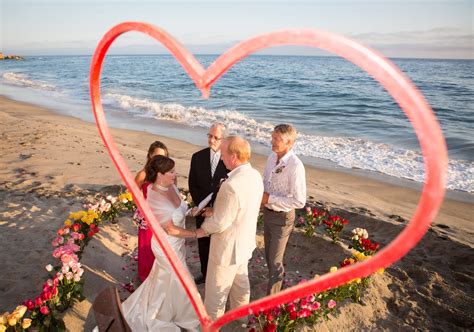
[1,96,473,331]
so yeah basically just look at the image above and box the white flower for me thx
[73,274,81,282]
[45,264,53,272]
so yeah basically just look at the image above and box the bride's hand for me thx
[201,207,213,217]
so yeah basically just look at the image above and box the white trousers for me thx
[204,261,250,321]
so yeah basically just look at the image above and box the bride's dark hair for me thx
[145,155,175,183]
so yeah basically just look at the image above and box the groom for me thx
[196,136,263,320]
[188,123,229,284]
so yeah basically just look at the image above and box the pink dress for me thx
[138,182,154,282]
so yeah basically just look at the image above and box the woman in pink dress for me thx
[134,141,169,281]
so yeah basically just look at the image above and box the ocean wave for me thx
[2,72,57,91]
[104,93,474,193]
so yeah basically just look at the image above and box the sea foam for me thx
[3,72,57,91]
[105,92,474,193]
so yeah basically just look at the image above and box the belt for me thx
[264,207,286,213]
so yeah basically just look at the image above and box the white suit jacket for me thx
[201,163,263,266]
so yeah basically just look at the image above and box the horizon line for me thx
[1,52,473,61]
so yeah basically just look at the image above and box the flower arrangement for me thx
[1,191,136,332]
[249,222,382,332]
[295,206,347,243]
[323,215,348,243]
[350,228,379,256]
[296,207,329,237]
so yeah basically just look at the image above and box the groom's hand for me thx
[195,228,208,238]
[201,207,214,217]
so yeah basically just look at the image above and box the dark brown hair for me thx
[146,141,169,163]
[145,155,175,183]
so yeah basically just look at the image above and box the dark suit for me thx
[188,147,229,278]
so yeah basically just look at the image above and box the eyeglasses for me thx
[207,133,222,140]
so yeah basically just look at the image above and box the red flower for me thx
[72,223,81,232]
[285,303,296,313]
[289,310,297,320]
[297,308,311,318]
[23,299,35,311]
[263,323,277,332]
[57,228,65,236]
[78,233,85,240]
[88,231,95,238]
[41,290,52,301]
[266,313,273,322]
[35,297,43,306]
[342,218,348,225]
[40,305,49,315]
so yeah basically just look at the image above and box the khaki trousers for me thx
[263,208,295,295]
[204,261,250,321]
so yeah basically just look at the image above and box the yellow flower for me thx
[329,266,338,273]
[353,250,368,261]
[355,278,362,284]
[377,267,385,274]
[69,210,87,220]
[7,314,17,326]
[64,219,72,227]
[119,192,133,202]
[313,274,320,279]
[0,324,6,332]
[13,305,27,318]
[21,318,32,329]
[0,313,7,325]
[87,210,98,219]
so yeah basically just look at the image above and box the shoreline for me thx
[2,93,472,204]
[1,95,472,238]
[1,95,473,330]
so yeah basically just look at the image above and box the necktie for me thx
[211,152,219,177]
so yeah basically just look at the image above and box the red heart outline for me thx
[90,22,447,331]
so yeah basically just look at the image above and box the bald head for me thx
[221,135,251,170]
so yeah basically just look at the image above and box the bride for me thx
[122,155,201,331]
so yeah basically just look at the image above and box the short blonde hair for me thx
[274,124,297,144]
[225,136,251,162]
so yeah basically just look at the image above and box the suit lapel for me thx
[202,148,212,180]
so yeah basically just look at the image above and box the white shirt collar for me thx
[275,149,294,165]
[228,162,250,177]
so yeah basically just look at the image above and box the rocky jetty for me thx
[0,52,25,60]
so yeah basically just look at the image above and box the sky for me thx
[1,0,473,59]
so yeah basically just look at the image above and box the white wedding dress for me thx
[121,185,200,331]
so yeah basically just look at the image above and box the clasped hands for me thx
[193,207,213,239]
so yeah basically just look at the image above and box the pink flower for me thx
[40,306,49,315]
[327,299,337,309]
[66,272,74,280]
[61,253,74,264]
[311,301,321,311]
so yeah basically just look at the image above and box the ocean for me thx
[1,55,473,193]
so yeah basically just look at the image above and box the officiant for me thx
[188,122,229,284]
